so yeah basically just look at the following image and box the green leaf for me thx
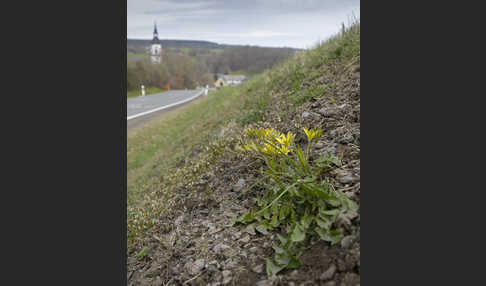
[275,253,291,265]
[271,214,280,228]
[277,233,288,245]
[316,228,343,245]
[271,200,279,215]
[274,248,302,269]
[279,204,288,221]
[315,228,328,240]
[303,177,315,183]
[256,198,264,207]
[321,191,341,206]
[272,245,286,254]
[285,223,293,234]
[327,230,343,245]
[312,182,331,198]
[256,224,269,235]
[291,186,304,198]
[315,155,341,169]
[335,190,359,212]
[240,211,255,224]
[266,258,286,277]
[295,145,309,172]
[343,196,359,212]
[272,186,281,196]
[260,220,273,230]
[228,217,238,227]
[263,208,271,220]
[136,247,149,260]
[296,198,307,204]
[315,217,332,230]
[314,188,331,200]
[321,209,340,216]
[290,224,306,242]
[300,183,316,197]
[301,213,313,229]
[348,200,359,212]
[330,155,341,166]
[286,255,302,269]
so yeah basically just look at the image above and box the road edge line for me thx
[127,89,204,121]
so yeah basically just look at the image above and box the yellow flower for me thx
[263,143,277,155]
[303,127,312,141]
[303,128,323,142]
[287,131,296,144]
[263,128,280,140]
[240,128,297,156]
[279,145,290,155]
[276,134,286,146]
[245,128,256,137]
[277,132,294,148]
[249,142,260,152]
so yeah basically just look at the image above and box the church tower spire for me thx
[153,21,159,39]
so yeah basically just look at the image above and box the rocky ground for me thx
[128,31,360,286]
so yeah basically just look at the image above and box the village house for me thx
[214,75,248,87]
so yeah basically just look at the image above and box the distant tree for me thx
[127,44,297,92]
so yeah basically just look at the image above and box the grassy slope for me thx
[127,21,360,249]
[128,84,268,205]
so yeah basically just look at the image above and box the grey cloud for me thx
[128,0,360,48]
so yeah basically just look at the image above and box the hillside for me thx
[127,39,300,50]
[127,21,360,286]
[128,39,221,49]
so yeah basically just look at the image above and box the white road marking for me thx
[127,89,204,121]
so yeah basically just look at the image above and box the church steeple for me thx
[150,21,162,64]
[153,22,159,39]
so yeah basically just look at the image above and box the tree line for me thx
[127,51,213,91]
[127,45,298,92]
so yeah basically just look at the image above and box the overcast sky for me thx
[128,0,360,49]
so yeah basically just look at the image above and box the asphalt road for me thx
[127,89,205,130]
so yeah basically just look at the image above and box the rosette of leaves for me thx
[232,127,358,277]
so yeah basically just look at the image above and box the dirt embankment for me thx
[128,25,360,286]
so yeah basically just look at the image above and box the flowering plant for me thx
[233,127,358,276]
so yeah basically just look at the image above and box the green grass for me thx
[210,48,224,54]
[127,79,270,246]
[127,87,165,99]
[127,77,268,205]
[127,52,148,59]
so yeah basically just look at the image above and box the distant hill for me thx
[127,39,300,51]
[127,39,221,49]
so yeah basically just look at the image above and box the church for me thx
[150,23,162,64]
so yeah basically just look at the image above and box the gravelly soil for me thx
[128,53,360,286]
